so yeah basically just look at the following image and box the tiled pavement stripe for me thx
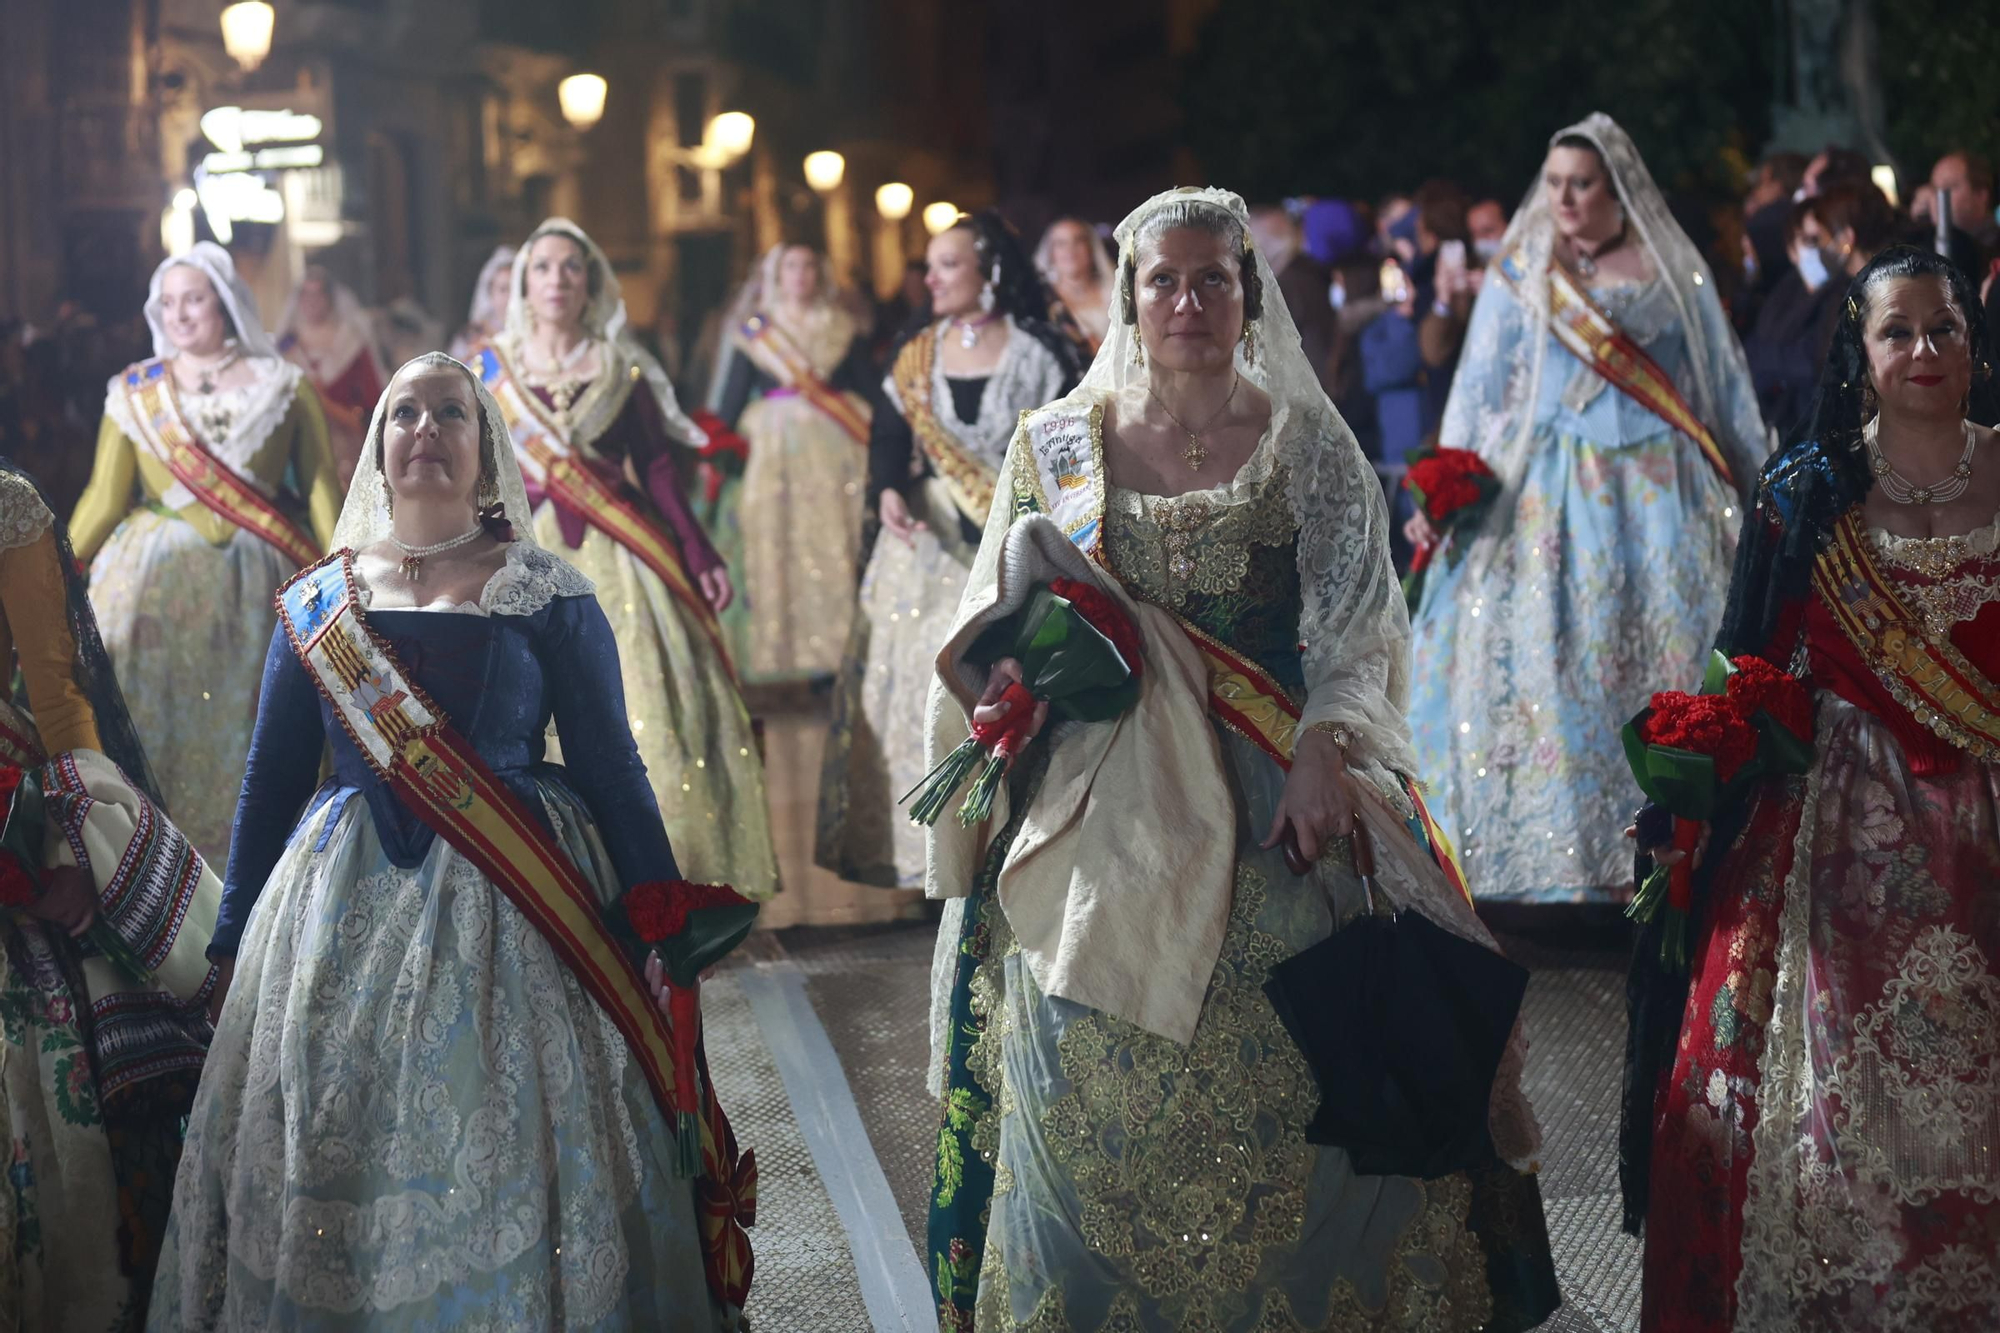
[737,956,936,1332]
[702,970,875,1331]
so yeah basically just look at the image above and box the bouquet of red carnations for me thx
[1621,653,1814,970]
[1401,445,1501,611]
[620,878,759,1177]
[904,577,1143,828]
[0,763,152,983]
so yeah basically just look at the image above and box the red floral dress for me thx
[1642,510,2000,1331]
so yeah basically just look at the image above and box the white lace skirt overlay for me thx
[149,783,718,1332]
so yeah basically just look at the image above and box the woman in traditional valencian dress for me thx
[1626,248,2000,1331]
[816,211,1082,888]
[473,219,778,900]
[0,460,220,1331]
[925,188,1557,1333]
[151,354,754,1332]
[1404,113,1770,902]
[278,265,389,486]
[448,245,516,362]
[1035,216,1114,355]
[70,243,342,866]
[710,243,878,682]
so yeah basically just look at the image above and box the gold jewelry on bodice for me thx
[1147,373,1240,471]
[521,335,597,435]
[1866,416,1977,507]
[1106,463,1295,607]
[1866,511,2000,640]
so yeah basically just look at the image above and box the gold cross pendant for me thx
[1182,433,1207,470]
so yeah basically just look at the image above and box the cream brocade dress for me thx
[930,412,1557,1333]
[70,360,341,866]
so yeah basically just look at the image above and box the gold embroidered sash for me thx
[1812,508,2000,762]
[894,332,998,526]
[741,315,870,445]
[120,360,319,567]
[277,554,687,1122]
[476,346,738,681]
[1496,249,1737,491]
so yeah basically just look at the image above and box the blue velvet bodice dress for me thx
[150,550,724,1332]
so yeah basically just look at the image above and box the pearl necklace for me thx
[391,523,485,582]
[1865,416,1977,506]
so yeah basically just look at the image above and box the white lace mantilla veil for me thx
[501,217,709,450]
[141,241,280,361]
[702,242,858,410]
[108,243,304,481]
[466,245,516,332]
[1061,185,1418,785]
[332,352,542,556]
[1442,112,1769,536]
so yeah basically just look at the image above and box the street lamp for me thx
[803,151,846,193]
[922,202,961,236]
[220,2,275,72]
[559,74,608,131]
[875,182,914,221]
[706,112,756,161]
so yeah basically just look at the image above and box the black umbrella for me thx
[1266,821,1528,1179]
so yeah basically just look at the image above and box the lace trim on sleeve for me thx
[0,472,54,553]
[481,543,596,616]
[1281,400,1419,807]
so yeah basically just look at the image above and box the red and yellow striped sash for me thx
[479,349,739,683]
[742,315,870,445]
[1497,251,1737,492]
[1171,609,1472,903]
[122,360,319,567]
[277,555,684,1122]
[1813,508,2000,762]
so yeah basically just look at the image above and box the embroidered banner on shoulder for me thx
[121,359,319,567]
[741,314,870,446]
[1496,250,1737,492]
[276,554,686,1122]
[894,332,998,527]
[1015,399,1472,900]
[476,345,737,682]
[1813,508,2000,763]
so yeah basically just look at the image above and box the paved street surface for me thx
[708,910,1641,1333]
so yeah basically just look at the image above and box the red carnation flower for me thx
[625,879,751,944]
[1048,578,1144,678]
[1640,691,1759,783]
[1724,655,1812,742]
[624,881,676,943]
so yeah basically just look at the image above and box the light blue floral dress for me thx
[1406,269,1766,902]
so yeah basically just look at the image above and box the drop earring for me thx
[382,474,394,518]
[1241,324,1257,365]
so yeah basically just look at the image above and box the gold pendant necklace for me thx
[1148,374,1240,471]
